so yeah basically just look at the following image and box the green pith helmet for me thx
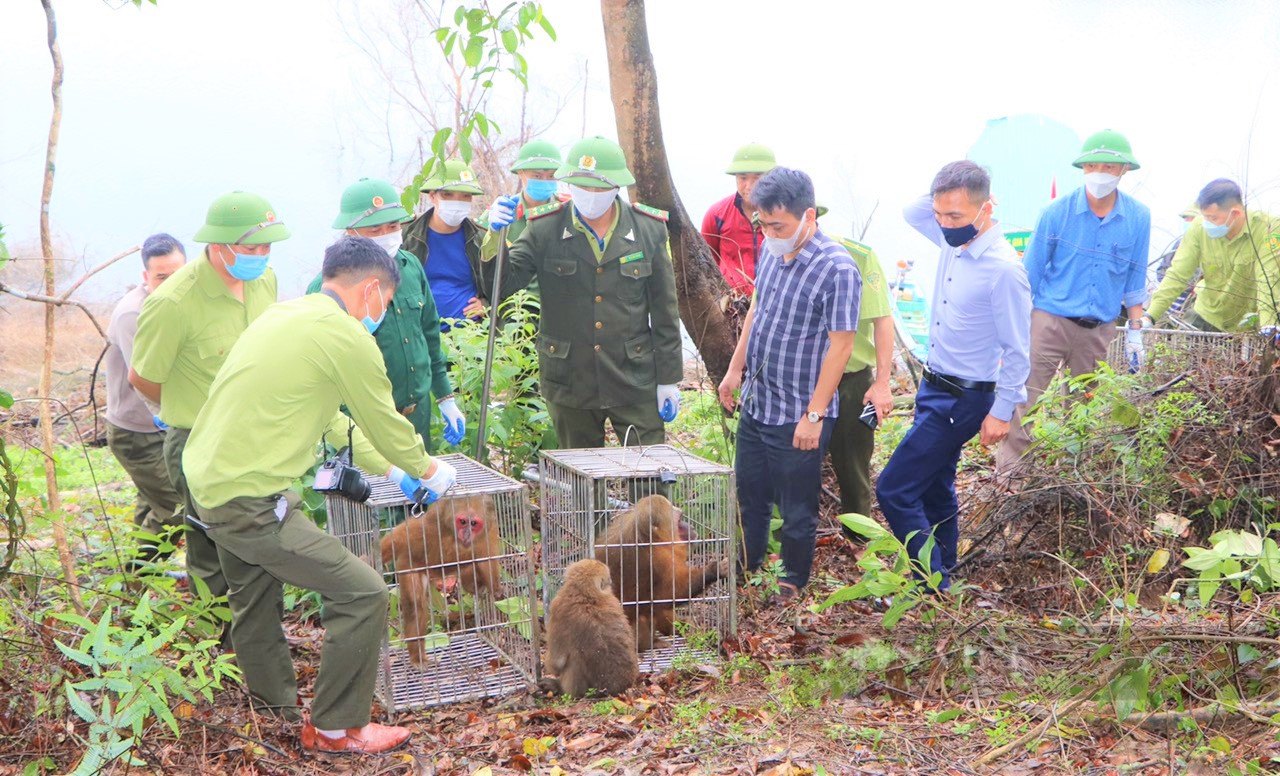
[556,136,635,189]
[725,143,777,175]
[420,159,485,194]
[1179,202,1200,219]
[1073,129,1140,170]
[193,191,290,245]
[815,203,829,219]
[333,177,410,230]
[510,139,561,172]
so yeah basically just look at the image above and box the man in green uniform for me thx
[486,135,684,447]
[401,159,493,327]
[185,235,457,754]
[307,177,465,450]
[130,191,288,605]
[481,139,564,255]
[1145,178,1280,335]
[825,229,895,535]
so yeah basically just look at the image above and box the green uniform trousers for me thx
[829,367,876,519]
[105,423,183,558]
[405,401,436,454]
[162,427,229,599]
[547,400,665,448]
[194,491,388,730]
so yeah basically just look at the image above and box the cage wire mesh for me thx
[1106,327,1256,381]
[325,453,538,710]
[539,446,736,673]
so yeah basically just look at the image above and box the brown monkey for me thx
[380,495,503,665]
[541,559,638,697]
[594,495,729,651]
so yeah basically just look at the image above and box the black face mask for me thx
[939,222,978,247]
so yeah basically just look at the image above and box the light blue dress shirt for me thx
[903,195,1032,421]
[1023,186,1150,321]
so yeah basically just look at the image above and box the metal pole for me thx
[473,226,509,463]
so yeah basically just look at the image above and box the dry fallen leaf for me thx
[564,732,605,752]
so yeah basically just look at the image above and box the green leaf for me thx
[501,28,518,53]
[928,708,963,724]
[55,639,98,669]
[463,35,484,67]
[881,596,915,629]
[65,683,97,723]
[433,26,450,43]
[0,389,11,408]
[838,513,890,540]
[537,13,556,41]
[1209,735,1232,754]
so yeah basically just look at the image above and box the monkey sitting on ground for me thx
[380,494,502,665]
[594,495,730,652]
[540,559,638,697]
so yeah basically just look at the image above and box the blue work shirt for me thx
[903,195,1032,421]
[1023,186,1150,321]
[425,227,478,326]
[742,228,861,425]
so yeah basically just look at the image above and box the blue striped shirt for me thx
[742,229,861,425]
[1023,186,1151,321]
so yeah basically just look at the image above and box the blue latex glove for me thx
[387,459,458,506]
[153,415,168,431]
[486,195,519,230]
[1124,328,1144,374]
[657,384,680,423]
[438,397,466,446]
[387,465,419,502]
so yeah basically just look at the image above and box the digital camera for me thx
[313,449,372,503]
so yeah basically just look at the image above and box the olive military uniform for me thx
[306,248,453,450]
[185,293,432,730]
[500,198,682,447]
[132,249,279,598]
[828,237,892,519]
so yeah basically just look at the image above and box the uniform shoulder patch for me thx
[838,237,873,258]
[631,201,669,222]
[527,200,565,220]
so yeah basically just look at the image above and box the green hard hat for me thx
[193,191,290,245]
[556,136,635,189]
[1073,129,1140,170]
[510,139,561,172]
[420,159,484,194]
[725,143,777,175]
[333,177,410,230]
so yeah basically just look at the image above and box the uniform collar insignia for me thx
[623,229,635,241]
[562,227,573,240]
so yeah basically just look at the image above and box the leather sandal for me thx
[301,722,412,754]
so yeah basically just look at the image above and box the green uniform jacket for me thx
[835,237,892,373]
[184,294,433,510]
[1147,211,1280,330]
[501,199,683,409]
[305,248,452,410]
[401,209,495,304]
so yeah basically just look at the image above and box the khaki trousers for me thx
[996,310,1116,476]
[194,492,388,729]
[106,423,183,557]
[162,427,229,599]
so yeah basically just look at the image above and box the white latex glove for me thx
[657,384,680,422]
[486,195,518,230]
[1125,327,1145,373]
[438,397,466,446]
[420,457,457,504]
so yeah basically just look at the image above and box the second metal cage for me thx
[538,446,737,672]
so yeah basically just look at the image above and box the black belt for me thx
[923,368,996,397]
[1064,316,1107,329]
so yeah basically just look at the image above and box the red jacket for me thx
[701,193,761,294]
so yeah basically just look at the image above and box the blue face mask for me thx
[1204,219,1230,239]
[221,247,269,281]
[361,282,387,334]
[524,178,558,202]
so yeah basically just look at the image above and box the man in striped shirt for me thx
[718,167,861,605]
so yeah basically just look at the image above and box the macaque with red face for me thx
[594,495,729,652]
[380,495,502,665]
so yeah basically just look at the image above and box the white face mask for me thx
[568,185,618,220]
[435,200,472,227]
[1084,172,1121,199]
[368,230,403,257]
[763,211,811,256]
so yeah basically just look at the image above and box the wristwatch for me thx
[806,410,823,423]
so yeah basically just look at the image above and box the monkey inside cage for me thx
[325,453,539,710]
[538,446,737,672]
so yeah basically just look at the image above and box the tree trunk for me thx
[599,0,737,385]
[39,0,84,617]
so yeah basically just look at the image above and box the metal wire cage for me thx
[1106,327,1256,381]
[538,446,737,673]
[324,453,539,710]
